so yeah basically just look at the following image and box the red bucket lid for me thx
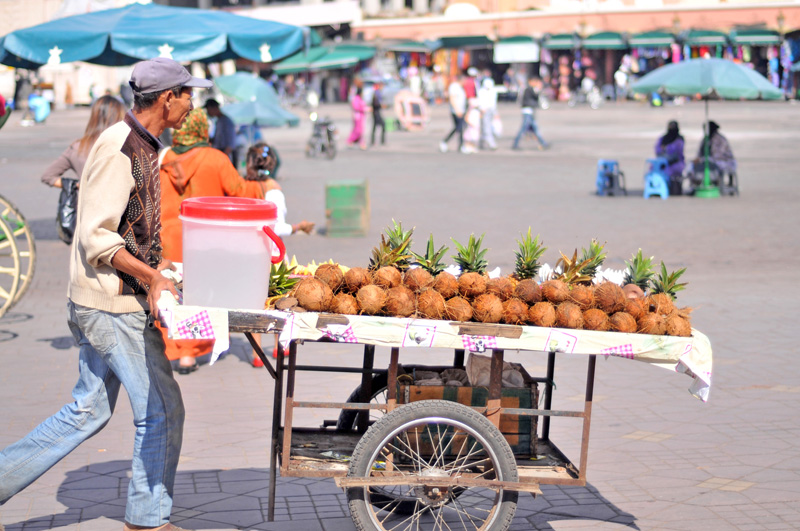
[180,197,277,221]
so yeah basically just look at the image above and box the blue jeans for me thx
[512,113,546,148]
[0,302,184,526]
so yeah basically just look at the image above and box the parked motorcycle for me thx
[306,113,337,160]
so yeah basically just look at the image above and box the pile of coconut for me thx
[274,264,692,337]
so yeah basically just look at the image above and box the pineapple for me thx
[649,261,687,316]
[513,228,547,280]
[623,249,655,291]
[579,239,606,281]
[384,219,414,270]
[650,262,687,300]
[554,250,594,286]
[269,262,300,297]
[451,233,488,274]
[369,234,413,271]
[412,234,449,275]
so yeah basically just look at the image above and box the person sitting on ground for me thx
[690,120,737,188]
[654,120,685,194]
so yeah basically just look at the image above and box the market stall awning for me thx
[683,29,729,46]
[438,35,493,50]
[729,28,780,45]
[272,44,375,74]
[629,31,676,48]
[233,0,361,28]
[582,31,628,50]
[543,33,577,50]
[493,36,540,63]
[384,39,441,53]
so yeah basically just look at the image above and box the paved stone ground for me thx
[1,97,799,530]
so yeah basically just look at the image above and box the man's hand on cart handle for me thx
[111,249,179,321]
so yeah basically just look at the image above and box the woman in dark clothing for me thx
[689,120,737,189]
[655,120,685,193]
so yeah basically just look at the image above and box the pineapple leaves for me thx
[650,261,688,300]
[269,262,299,296]
[623,249,655,291]
[555,249,594,286]
[514,228,547,280]
[579,239,606,280]
[412,234,449,275]
[451,233,489,274]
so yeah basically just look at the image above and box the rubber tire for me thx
[347,400,518,531]
[336,373,389,432]
[325,139,337,160]
[306,137,321,158]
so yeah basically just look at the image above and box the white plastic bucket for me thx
[179,197,285,310]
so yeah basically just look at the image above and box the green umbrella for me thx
[631,58,782,197]
[215,72,275,103]
[223,101,299,128]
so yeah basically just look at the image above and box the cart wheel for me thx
[347,400,518,531]
[0,195,36,306]
[0,216,21,319]
[336,373,389,432]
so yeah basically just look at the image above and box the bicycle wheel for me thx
[0,195,36,305]
[325,139,337,160]
[347,400,518,531]
[0,216,21,318]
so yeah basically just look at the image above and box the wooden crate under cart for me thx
[397,366,539,457]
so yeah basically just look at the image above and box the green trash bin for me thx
[325,179,369,237]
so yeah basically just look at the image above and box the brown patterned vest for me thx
[117,112,163,296]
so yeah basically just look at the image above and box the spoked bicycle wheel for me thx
[0,216,21,318]
[0,194,36,306]
[347,400,519,531]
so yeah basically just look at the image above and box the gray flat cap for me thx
[129,57,213,94]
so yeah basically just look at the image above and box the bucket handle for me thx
[262,226,286,264]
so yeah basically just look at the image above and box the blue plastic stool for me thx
[643,157,669,200]
[596,159,626,196]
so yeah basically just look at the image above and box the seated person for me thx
[689,120,737,188]
[655,120,685,188]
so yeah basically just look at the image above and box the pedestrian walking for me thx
[0,57,213,531]
[440,73,467,153]
[204,98,237,166]
[346,87,367,150]
[478,77,498,150]
[512,77,549,151]
[370,81,386,147]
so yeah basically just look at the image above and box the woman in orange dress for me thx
[160,108,266,374]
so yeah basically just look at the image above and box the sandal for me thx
[176,362,199,375]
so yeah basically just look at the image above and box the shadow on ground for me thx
[2,460,638,530]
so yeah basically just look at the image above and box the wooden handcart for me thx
[217,309,712,531]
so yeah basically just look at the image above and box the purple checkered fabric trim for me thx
[175,310,215,340]
[601,343,635,359]
[462,335,497,353]
[324,326,357,343]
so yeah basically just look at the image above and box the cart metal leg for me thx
[385,347,400,415]
[541,351,556,441]
[578,355,597,483]
[356,344,375,433]
[268,340,290,521]
[487,349,505,428]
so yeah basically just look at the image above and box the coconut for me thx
[458,272,487,298]
[583,308,610,331]
[528,301,556,327]
[403,268,434,293]
[472,294,503,323]
[486,277,515,301]
[445,296,473,322]
[502,298,529,325]
[624,297,648,320]
[622,283,645,299]
[294,277,333,312]
[384,286,416,317]
[274,296,298,311]
[417,289,446,320]
[356,285,387,315]
[373,266,402,289]
[329,293,359,315]
[609,312,637,333]
[637,312,666,335]
[541,279,570,304]
[569,284,595,310]
[648,292,675,316]
[433,271,459,299]
[556,302,584,329]
[514,279,542,305]
[595,282,627,314]
[344,267,372,293]
[314,263,344,292]
[665,311,692,337]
